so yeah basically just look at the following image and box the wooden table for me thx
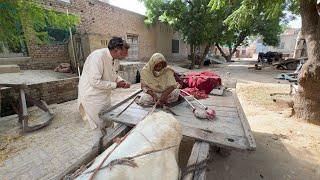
[0,83,54,133]
[98,89,256,180]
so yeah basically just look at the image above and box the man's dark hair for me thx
[108,37,130,50]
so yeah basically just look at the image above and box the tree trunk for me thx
[216,44,233,62]
[199,44,211,68]
[294,0,320,124]
[190,43,195,69]
[228,45,232,58]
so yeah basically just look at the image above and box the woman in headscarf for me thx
[137,53,180,107]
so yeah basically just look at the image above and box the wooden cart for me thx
[90,88,256,180]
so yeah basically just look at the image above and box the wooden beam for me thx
[183,141,210,180]
[102,124,131,148]
[98,89,142,118]
[233,90,256,150]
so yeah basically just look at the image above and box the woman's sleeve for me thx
[166,70,179,88]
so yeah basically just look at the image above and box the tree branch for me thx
[216,43,228,59]
[231,31,247,55]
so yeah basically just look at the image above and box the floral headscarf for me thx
[141,53,178,93]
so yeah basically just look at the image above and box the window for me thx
[58,0,71,3]
[172,39,179,53]
[101,40,107,46]
[278,42,285,49]
[242,50,246,55]
[127,35,139,60]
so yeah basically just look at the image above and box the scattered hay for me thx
[0,134,24,165]
[237,82,291,116]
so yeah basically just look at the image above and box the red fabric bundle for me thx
[183,71,221,94]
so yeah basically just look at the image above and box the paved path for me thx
[0,84,140,179]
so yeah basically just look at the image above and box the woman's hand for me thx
[159,86,175,103]
[149,91,158,102]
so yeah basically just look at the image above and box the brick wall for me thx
[22,43,70,70]
[0,77,78,116]
[118,62,146,84]
[28,44,69,62]
[22,0,188,69]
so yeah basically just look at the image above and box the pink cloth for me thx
[183,71,221,94]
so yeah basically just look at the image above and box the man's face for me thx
[113,48,128,60]
[120,48,129,59]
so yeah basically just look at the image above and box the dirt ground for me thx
[201,59,320,180]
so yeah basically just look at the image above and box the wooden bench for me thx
[0,83,54,133]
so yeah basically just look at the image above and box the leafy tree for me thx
[210,0,320,123]
[141,0,282,67]
[0,0,79,52]
[141,0,224,68]
[213,0,283,62]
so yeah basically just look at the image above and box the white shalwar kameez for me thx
[78,48,123,131]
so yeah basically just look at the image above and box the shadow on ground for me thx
[206,131,319,180]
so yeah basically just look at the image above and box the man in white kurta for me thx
[78,37,130,135]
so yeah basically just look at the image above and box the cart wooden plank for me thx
[108,106,244,137]
[183,141,210,180]
[100,89,256,151]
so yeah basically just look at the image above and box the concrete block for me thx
[0,65,20,74]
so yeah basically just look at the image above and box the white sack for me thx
[77,111,183,180]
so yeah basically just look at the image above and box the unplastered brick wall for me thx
[28,44,69,61]
[23,43,70,70]
[118,62,146,84]
[22,0,187,70]
[0,77,78,117]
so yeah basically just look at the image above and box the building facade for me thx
[251,28,300,57]
[1,0,188,69]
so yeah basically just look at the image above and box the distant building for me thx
[251,28,300,57]
[268,28,300,56]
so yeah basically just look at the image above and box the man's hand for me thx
[123,82,131,88]
[156,99,166,107]
[116,81,130,88]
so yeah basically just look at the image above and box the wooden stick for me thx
[116,96,139,117]
[141,103,157,120]
[181,90,208,110]
[180,94,196,110]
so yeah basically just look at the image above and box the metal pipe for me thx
[180,90,208,110]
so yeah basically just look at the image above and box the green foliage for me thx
[141,0,284,62]
[0,0,80,49]
[212,0,285,48]
[141,0,223,47]
[0,0,23,51]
